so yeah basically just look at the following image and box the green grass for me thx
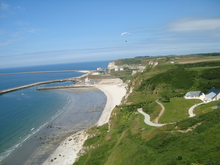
[151,63,177,72]
[74,56,220,165]
[194,100,220,116]
[126,91,158,104]
[187,66,220,72]
[160,98,202,123]
[76,109,220,165]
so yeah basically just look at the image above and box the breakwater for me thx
[0,70,90,76]
[0,70,92,95]
[0,78,75,95]
[37,85,94,90]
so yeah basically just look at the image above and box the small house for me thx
[184,91,205,100]
[204,87,220,102]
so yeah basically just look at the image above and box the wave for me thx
[0,92,71,162]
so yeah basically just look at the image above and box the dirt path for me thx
[153,100,165,124]
[169,122,202,133]
[137,108,166,127]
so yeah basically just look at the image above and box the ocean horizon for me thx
[0,60,110,164]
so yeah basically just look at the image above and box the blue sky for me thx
[0,0,220,68]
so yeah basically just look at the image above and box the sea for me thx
[0,60,110,165]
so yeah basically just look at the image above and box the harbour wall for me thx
[0,70,92,95]
[0,70,91,76]
[0,78,76,95]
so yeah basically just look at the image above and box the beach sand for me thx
[42,130,88,165]
[42,83,126,165]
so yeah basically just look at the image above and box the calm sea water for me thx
[0,61,110,163]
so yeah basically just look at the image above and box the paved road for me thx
[137,108,166,127]
[188,102,205,117]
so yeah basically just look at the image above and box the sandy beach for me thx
[42,81,127,165]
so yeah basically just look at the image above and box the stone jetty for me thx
[0,70,89,76]
[0,70,92,95]
[0,78,76,95]
[37,85,94,90]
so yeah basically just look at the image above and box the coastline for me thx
[1,87,106,165]
[0,70,91,95]
[0,61,111,164]
[42,83,127,165]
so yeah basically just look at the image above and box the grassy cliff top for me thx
[75,54,220,165]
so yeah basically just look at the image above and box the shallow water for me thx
[1,88,106,165]
[0,60,110,164]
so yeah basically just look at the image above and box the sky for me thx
[0,0,220,68]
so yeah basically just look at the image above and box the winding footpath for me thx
[188,102,205,117]
[138,98,206,127]
[137,108,166,127]
[153,100,165,124]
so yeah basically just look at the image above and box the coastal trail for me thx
[137,108,166,127]
[188,102,205,117]
[137,99,166,127]
[153,99,165,124]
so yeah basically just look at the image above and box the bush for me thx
[160,96,170,102]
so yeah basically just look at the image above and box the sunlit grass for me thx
[75,57,220,165]
[160,97,202,123]
[194,100,220,116]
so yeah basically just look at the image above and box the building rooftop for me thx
[185,91,203,97]
[205,87,220,99]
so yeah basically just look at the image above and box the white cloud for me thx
[16,21,29,26]
[26,28,37,33]
[0,3,9,10]
[9,31,22,37]
[0,29,5,35]
[14,6,25,11]
[168,17,220,32]
[0,39,19,46]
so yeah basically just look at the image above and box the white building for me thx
[184,88,220,103]
[204,87,220,102]
[184,91,205,100]
[85,77,90,83]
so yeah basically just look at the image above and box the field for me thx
[173,56,220,64]
[75,54,220,165]
[160,98,202,123]
[194,100,220,116]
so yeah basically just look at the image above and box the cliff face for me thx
[108,61,117,70]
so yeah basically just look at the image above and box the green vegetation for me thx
[198,52,220,56]
[137,62,220,97]
[138,68,197,91]
[161,98,201,123]
[176,60,220,68]
[194,100,220,116]
[75,54,220,165]
[114,58,142,65]
[109,68,133,82]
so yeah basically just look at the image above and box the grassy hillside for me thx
[74,56,220,165]
[137,63,220,97]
